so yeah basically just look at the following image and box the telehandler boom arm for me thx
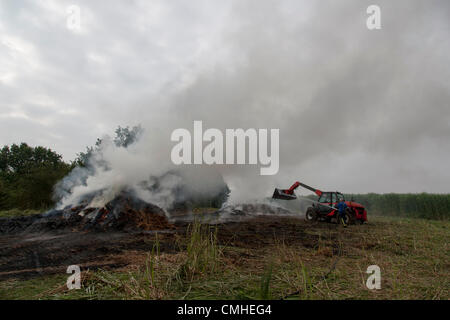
[272,181,322,200]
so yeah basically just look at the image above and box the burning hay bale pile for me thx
[0,192,175,234]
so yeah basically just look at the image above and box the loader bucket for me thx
[272,188,297,200]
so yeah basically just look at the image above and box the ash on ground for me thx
[173,203,300,224]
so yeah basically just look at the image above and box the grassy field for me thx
[0,209,43,218]
[0,215,448,300]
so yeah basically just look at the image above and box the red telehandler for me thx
[273,181,367,225]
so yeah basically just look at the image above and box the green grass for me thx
[1,216,448,300]
[0,208,43,218]
[178,221,221,281]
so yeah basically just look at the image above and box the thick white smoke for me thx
[54,126,230,212]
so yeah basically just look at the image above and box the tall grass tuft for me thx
[258,263,273,299]
[177,220,221,282]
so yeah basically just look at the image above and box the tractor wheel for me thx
[339,212,350,227]
[305,207,317,222]
[346,208,356,225]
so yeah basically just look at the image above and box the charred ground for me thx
[0,207,448,300]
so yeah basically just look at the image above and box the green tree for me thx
[73,125,143,167]
[114,125,143,148]
[0,143,71,210]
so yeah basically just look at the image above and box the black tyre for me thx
[346,208,356,225]
[337,210,350,226]
[305,207,317,222]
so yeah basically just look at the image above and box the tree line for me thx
[346,193,450,220]
[0,143,73,210]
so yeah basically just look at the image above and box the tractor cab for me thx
[317,191,344,205]
[315,191,342,215]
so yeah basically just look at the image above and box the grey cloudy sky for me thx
[1,0,449,195]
